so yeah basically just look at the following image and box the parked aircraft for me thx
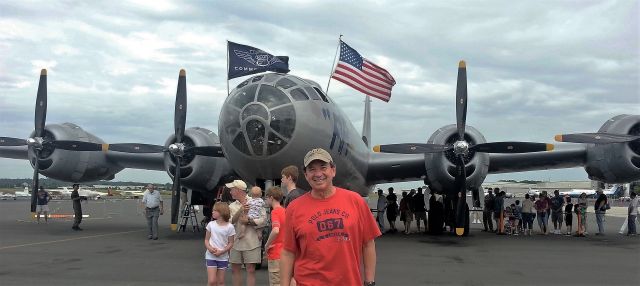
[121,190,145,199]
[51,187,107,200]
[560,184,625,198]
[14,187,31,199]
[0,63,638,236]
[1,192,16,200]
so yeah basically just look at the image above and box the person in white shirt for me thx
[205,202,235,286]
[141,184,163,240]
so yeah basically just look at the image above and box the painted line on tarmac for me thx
[0,230,145,251]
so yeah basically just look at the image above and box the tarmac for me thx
[0,198,638,286]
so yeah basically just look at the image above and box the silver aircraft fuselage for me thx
[218,73,372,194]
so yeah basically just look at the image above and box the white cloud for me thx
[0,0,638,184]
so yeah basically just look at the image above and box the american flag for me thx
[331,40,396,102]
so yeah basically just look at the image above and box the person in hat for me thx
[280,148,381,286]
[70,184,83,230]
[227,180,266,286]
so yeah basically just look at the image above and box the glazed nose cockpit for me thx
[219,73,329,158]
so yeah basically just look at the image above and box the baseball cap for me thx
[225,180,247,190]
[303,148,333,167]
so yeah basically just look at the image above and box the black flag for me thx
[227,41,289,79]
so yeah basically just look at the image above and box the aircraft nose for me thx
[220,74,297,157]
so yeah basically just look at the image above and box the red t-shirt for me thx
[283,187,381,286]
[267,206,285,260]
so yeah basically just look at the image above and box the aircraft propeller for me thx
[0,69,224,220]
[373,61,555,236]
[0,70,50,212]
[554,133,640,144]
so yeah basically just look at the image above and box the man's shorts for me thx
[414,211,427,221]
[229,247,261,264]
[205,259,229,269]
[36,205,50,213]
[268,259,280,286]
[552,211,563,223]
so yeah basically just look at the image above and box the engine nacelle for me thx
[163,127,233,191]
[584,114,640,183]
[28,123,123,182]
[424,125,490,194]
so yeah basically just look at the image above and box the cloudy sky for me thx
[0,0,638,187]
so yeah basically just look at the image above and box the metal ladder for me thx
[178,204,200,232]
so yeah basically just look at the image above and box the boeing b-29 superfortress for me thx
[1,62,638,235]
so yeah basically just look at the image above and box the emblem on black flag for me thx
[228,41,289,79]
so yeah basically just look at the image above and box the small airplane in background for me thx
[121,190,145,199]
[1,192,16,200]
[51,186,107,200]
[14,187,31,199]
[560,184,625,198]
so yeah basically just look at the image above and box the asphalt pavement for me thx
[0,198,638,286]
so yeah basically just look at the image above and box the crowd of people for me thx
[375,186,640,239]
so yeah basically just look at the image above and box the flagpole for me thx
[325,35,342,95]
[226,40,230,96]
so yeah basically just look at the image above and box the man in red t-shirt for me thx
[264,186,286,286]
[281,148,381,286]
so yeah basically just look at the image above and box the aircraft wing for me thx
[366,152,427,185]
[365,144,590,187]
[488,144,586,174]
[104,152,166,171]
[0,145,166,171]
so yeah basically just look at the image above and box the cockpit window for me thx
[222,73,311,157]
[269,105,295,139]
[314,87,330,103]
[257,85,290,109]
[236,79,250,89]
[242,103,269,121]
[231,84,257,109]
[304,87,321,100]
[290,88,309,101]
[246,119,266,156]
[275,78,296,89]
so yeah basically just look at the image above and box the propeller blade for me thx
[189,146,224,157]
[455,61,467,141]
[170,157,182,231]
[373,143,450,154]
[554,133,640,144]
[34,69,47,138]
[174,69,187,144]
[50,140,102,151]
[108,143,166,153]
[30,150,40,213]
[471,142,554,153]
[0,137,27,146]
[454,155,467,236]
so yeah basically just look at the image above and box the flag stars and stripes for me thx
[331,40,396,102]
